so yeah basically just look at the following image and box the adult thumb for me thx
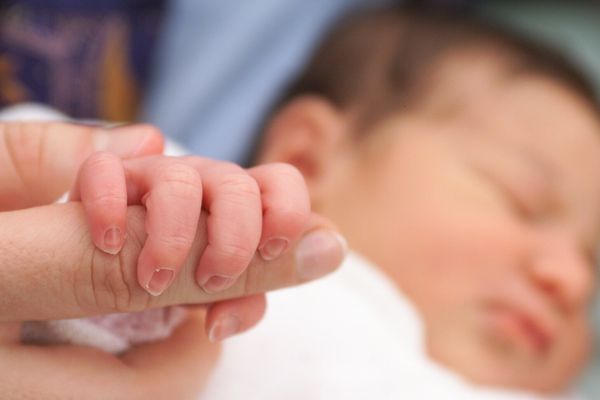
[0,122,163,210]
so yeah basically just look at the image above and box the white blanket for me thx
[199,252,573,400]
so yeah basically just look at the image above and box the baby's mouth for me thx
[483,304,554,357]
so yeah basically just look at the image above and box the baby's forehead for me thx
[410,47,536,120]
[419,44,596,125]
[431,66,600,241]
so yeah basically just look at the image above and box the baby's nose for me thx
[527,233,594,312]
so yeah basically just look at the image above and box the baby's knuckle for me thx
[156,231,194,254]
[274,208,310,229]
[220,174,260,199]
[212,161,244,174]
[85,150,119,167]
[160,161,201,184]
[159,162,202,193]
[89,191,125,209]
[216,241,255,266]
[267,162,304,182]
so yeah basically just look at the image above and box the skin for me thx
[72,152,310,297]
[259,50,600,393]
[0,122,346,398]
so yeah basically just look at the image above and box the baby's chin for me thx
[427,326,587,394]
[487,354,586,394]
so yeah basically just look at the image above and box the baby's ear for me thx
[258,95,348,200]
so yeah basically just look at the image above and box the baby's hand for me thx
[71,153,310,296]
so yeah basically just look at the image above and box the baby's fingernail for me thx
[295,230,347,281]
[201,275,236,293]
[259,237,289,261]
[208,315,240,342]
[102,226,123,255]
[145,267,175,296]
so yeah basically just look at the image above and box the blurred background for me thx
[1,1,599,165]
[1,0,600,397]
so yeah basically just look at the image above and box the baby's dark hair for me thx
[279,7,597,130]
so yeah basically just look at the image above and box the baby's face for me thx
[314,58,600,392]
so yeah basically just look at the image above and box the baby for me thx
[200,7,600,398]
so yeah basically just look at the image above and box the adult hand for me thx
[0,309,220,400]
[0,122,164,210]
[0,122,344,337]
[0,122,345,398]
[0,205,342,399]
[0,203,344,332]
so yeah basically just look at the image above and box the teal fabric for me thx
[477,1,600,99]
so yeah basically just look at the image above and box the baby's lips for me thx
[484,294,561,358]
[485,307,552,357]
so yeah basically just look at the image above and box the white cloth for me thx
[199,252,573,400]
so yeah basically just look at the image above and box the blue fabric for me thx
[142,0,391,164]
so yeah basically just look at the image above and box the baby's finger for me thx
[184,158,263,294]
[125,157,203,297]
[248,163,310,261]
[71,152,127,255]
[205,294,267,342]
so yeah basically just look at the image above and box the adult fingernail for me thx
[259,237,289,261]
[201,275,236,293]
[102,226,123,255]
[295,230,347,281]
[145,267,175,296]
[208,315,241,342]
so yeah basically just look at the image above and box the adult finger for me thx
[0,203,346,321]
[248,163,310,261]
[0,122,163,210]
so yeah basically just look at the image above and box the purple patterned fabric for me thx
[0,0,164,119]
